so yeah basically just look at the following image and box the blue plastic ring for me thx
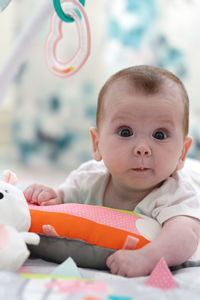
[53,0,85,23]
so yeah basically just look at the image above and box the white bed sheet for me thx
[19,258,200,299]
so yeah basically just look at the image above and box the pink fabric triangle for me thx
[145,258,178,290]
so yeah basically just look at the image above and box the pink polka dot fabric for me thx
[28,203,140,234]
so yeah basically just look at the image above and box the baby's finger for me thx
[41,198,59,206]
[38,188,57,204]
[106,254,114,268]
[106,255,119,274]
[117,265,127,277]
[31,186,46,204]
[110,261,119,275]
[24,186,34,202]
[38,190,52,204]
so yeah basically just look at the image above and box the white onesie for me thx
[59,158,200,225]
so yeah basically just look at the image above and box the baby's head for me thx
[90,65,192,192]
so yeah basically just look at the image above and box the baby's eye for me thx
[118,127,133,137]
[152,130,167,140]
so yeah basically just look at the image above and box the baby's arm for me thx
[106,215,200,277]
[24,184,64,206]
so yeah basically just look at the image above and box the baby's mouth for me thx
[132,167,150,172]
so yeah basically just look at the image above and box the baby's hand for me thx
[24,184,61,206]
[106,249,155,278]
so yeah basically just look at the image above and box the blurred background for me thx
[0,0,200,187]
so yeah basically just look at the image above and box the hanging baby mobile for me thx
[46,0,91,78]
[0,0,91,103]
[0,0,11,12]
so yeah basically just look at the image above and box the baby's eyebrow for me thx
[111,116,175,125]
[110,115,134,124]
[156,119,176,127]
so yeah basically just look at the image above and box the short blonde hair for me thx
[96,65,189,136]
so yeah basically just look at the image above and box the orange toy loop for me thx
[29,209,150,250]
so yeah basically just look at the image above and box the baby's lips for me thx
[46,0,91,78]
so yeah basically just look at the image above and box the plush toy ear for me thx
[1,170,18,185]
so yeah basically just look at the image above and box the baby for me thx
[25,65,200,277]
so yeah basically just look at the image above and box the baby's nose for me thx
[134,143,151,157]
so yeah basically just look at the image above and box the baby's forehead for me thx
[98,68,188,134]
[105,76,184,105]
[122,74,178,90]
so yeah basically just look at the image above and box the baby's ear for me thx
[89,127,102,161]
[176,137,193,170]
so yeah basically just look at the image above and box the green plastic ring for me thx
[53,0,85,23]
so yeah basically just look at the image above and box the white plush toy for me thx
[0,170,40,271]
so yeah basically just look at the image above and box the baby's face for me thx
[95,79,191,192]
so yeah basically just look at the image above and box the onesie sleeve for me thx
[58,160,109,205]
[152,172,200,224]
[58,167,84,204]
[135,162,200,225]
